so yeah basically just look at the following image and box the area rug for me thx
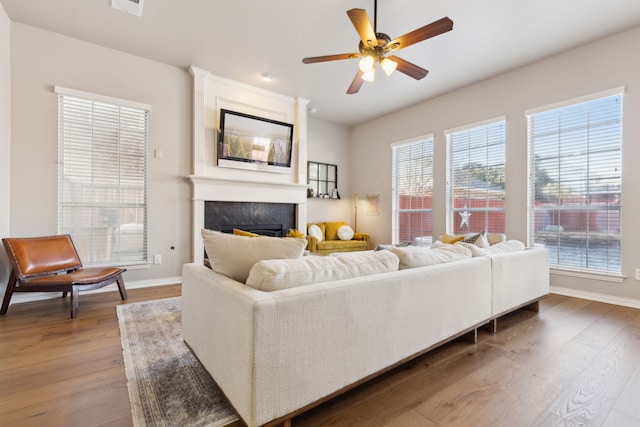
[117,297,239,427]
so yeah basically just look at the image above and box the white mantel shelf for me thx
[187,175,308,204]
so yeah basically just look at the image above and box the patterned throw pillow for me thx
[462,231,485,244]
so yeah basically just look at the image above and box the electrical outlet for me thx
[635,268,640,281]
[153,254,162,264]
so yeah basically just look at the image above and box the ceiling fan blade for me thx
[302,53,360,64]
[388,56,429,80]
[347,9,378,48]
[387,17,453,51]
[347,70,365,94]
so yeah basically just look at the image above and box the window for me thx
[445,118,506,235]
[392,136,434,246]
[56,87,149,266]
[527,89,622,275]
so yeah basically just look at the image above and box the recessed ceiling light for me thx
[259,72,273,82]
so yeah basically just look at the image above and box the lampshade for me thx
[362,68,375,82]
[381,57,398,76]
[358,55,375,73]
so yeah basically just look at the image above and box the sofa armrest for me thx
[353,232,369,250]
[306,235,318,252]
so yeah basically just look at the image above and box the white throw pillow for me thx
[201,229,307,283]
[246,250,399,291]
[455,242,488,257]
[308,224,323,242]
[390,244,472,270]
[487,233,507,245]
[484,240,525,254]
[337,225,355,241]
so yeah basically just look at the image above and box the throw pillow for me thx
[439,233,465,244]
[201,229,307,283]
[487,233,507,245]
[246,250,399,291]
[337,225,355,241]
[455,242,488,257]
[324,221,346,241]
[484,240,525,254]
[462,231,485,244]
[474,233,491,248]
[308,224,323,242]
[390,244,472,270]
[233,228,259,237]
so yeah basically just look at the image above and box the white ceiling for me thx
[2,0,640,126]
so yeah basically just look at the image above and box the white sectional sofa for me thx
[182,230,549,427]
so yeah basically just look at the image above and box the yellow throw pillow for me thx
[324,221,346,241]
[440,233,464,244]
[233,228,259,237]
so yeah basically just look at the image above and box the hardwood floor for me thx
[1,286,639,427]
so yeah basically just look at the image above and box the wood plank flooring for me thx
[1,286,639,427]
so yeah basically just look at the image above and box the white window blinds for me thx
[392,137,434,246]
[446,119,506,235]
[57,88,149,266]
[527,90,622,274]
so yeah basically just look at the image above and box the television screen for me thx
[218,109,294,168]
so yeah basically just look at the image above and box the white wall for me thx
[306,117,353,226]
[350,25,640,304]
[0,3,11,293]
[10,24,192,285]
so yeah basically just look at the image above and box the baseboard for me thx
[10,276,182,305]
[550,286,640,309]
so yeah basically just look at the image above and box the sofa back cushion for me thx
[390,244,471,270]
[202,229,307,283]
[246,250,399,291]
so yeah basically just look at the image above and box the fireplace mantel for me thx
[188,175,308,263]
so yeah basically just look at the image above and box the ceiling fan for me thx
[302,0,453,94]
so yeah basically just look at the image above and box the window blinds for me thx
[528,92,622,274]
[57,90,149,266]
[392,137,434,246]
[446,119,506,234]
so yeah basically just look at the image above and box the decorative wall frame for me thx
[307,161,339,198]
[218,109,294,173]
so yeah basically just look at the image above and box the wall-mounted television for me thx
[218,109,294,171]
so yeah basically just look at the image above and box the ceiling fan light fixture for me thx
[358,55,375,73]
[381,57,398,76]
[362,68,375,82]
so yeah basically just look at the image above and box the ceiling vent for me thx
[112,0,144,17]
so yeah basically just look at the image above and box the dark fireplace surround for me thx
[204,201,297,237]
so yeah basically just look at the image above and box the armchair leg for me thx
[116,275,127,300]
[70,286,80,319]
[1,272,16,315]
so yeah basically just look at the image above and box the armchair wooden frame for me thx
[1,235,127,319]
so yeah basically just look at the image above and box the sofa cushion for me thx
[308,224,323,242]
[337,225,355,240]
[201,229,307,283]
[246,250,399,291]
[324,221,346,241]
[390,244,471,269]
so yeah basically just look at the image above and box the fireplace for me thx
[205,201,296,237]
[188,175,308,263]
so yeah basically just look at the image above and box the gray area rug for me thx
[117,297,239,427]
